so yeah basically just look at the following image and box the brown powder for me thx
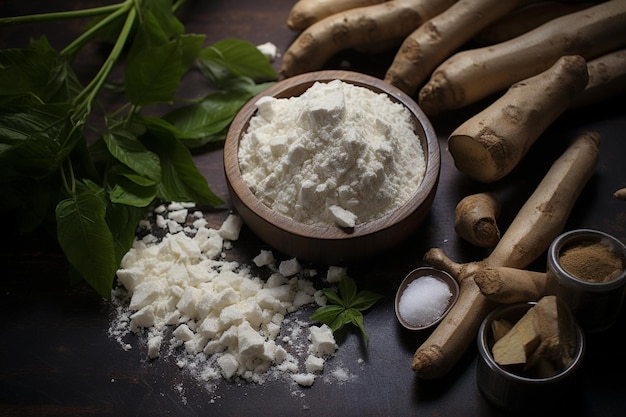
[559,241,625,283]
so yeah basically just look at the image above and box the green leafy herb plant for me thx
[0,0,277,298]
[310,275,383,346]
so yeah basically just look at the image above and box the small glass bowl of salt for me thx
[395,267,459,331]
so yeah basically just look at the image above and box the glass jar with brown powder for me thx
[547,229,626,332]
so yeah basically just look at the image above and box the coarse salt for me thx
[398,276,452,327]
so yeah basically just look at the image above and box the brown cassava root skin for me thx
[279,0,457,79]
[473,267,549,304]
[287,0,388,31]
[454,192,501,248]
[473,1,588,46]
[448,55,589,183]
[573,49,626,108]
[384,0,534,96]
[487,131,599,268]
[615,188,626,201]
[412,131,600,379]
[418,0,626,115]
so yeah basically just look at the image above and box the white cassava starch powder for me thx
[108,202,361,403]
[238,79,426,228]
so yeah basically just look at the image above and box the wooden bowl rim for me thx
[224,70,440,241]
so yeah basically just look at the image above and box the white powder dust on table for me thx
[238,79,426,228]
[107,202,363,404]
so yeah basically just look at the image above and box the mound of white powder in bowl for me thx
[238,79,426,228]
[398,276,452,328]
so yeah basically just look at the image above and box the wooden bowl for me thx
[224,70,440,264]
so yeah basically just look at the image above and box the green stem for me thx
[72,5,138,123]
[0,3,123,26]
[60,158,76,196]
[172,0,189,13]
[61,2,131,58]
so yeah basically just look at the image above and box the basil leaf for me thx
[344,309,369,345]
[311,275,382,346]
[322,288,346,307]
[310,304,345,329]
[339,275,358,307]
[56,181,116,299]
[349,290,384,311]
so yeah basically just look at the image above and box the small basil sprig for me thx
[311,275,383,346]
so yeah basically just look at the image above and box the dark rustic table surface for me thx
[1,1,625,416]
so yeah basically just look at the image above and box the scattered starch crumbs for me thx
[109,202,358,400]
[238,79,426,228]
[398,276,452,327]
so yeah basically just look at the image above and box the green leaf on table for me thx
[153,86,267,147]
[338,273,358,305]
[198,38,277,86]
[311,275,383,346]
[56,181,116,299]
[0,103,81,179]
[108,165,158,207]
[106,202,147,267]
[310,304,345,331]
[321,288,345,307]
[142,129,224,206]
[0,37,81,105]
[103,129,161,181]
[124,39,184,106]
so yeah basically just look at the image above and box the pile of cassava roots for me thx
[280,0,626,380]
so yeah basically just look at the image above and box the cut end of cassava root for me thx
[454,193,501,248]
[448,55,589,183]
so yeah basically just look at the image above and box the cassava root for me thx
[447,55,589,183]
[473,267,549,304]
[615,188,626,201]
[473,1,588,46]
[573,49,626,108]
[412,131,600,379]
[287,0,388,31]
[454,192,501,248]
[279,0,457,79]
[418,0,626,115]
[384,0,536,96]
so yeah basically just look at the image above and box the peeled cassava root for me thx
[491,295,577,378]
[384,0,535,96]
[447,55,589,183]
[418,0,626,115]
[412,131,600,379]
[454,192,501,248]
[279,0,456,79]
